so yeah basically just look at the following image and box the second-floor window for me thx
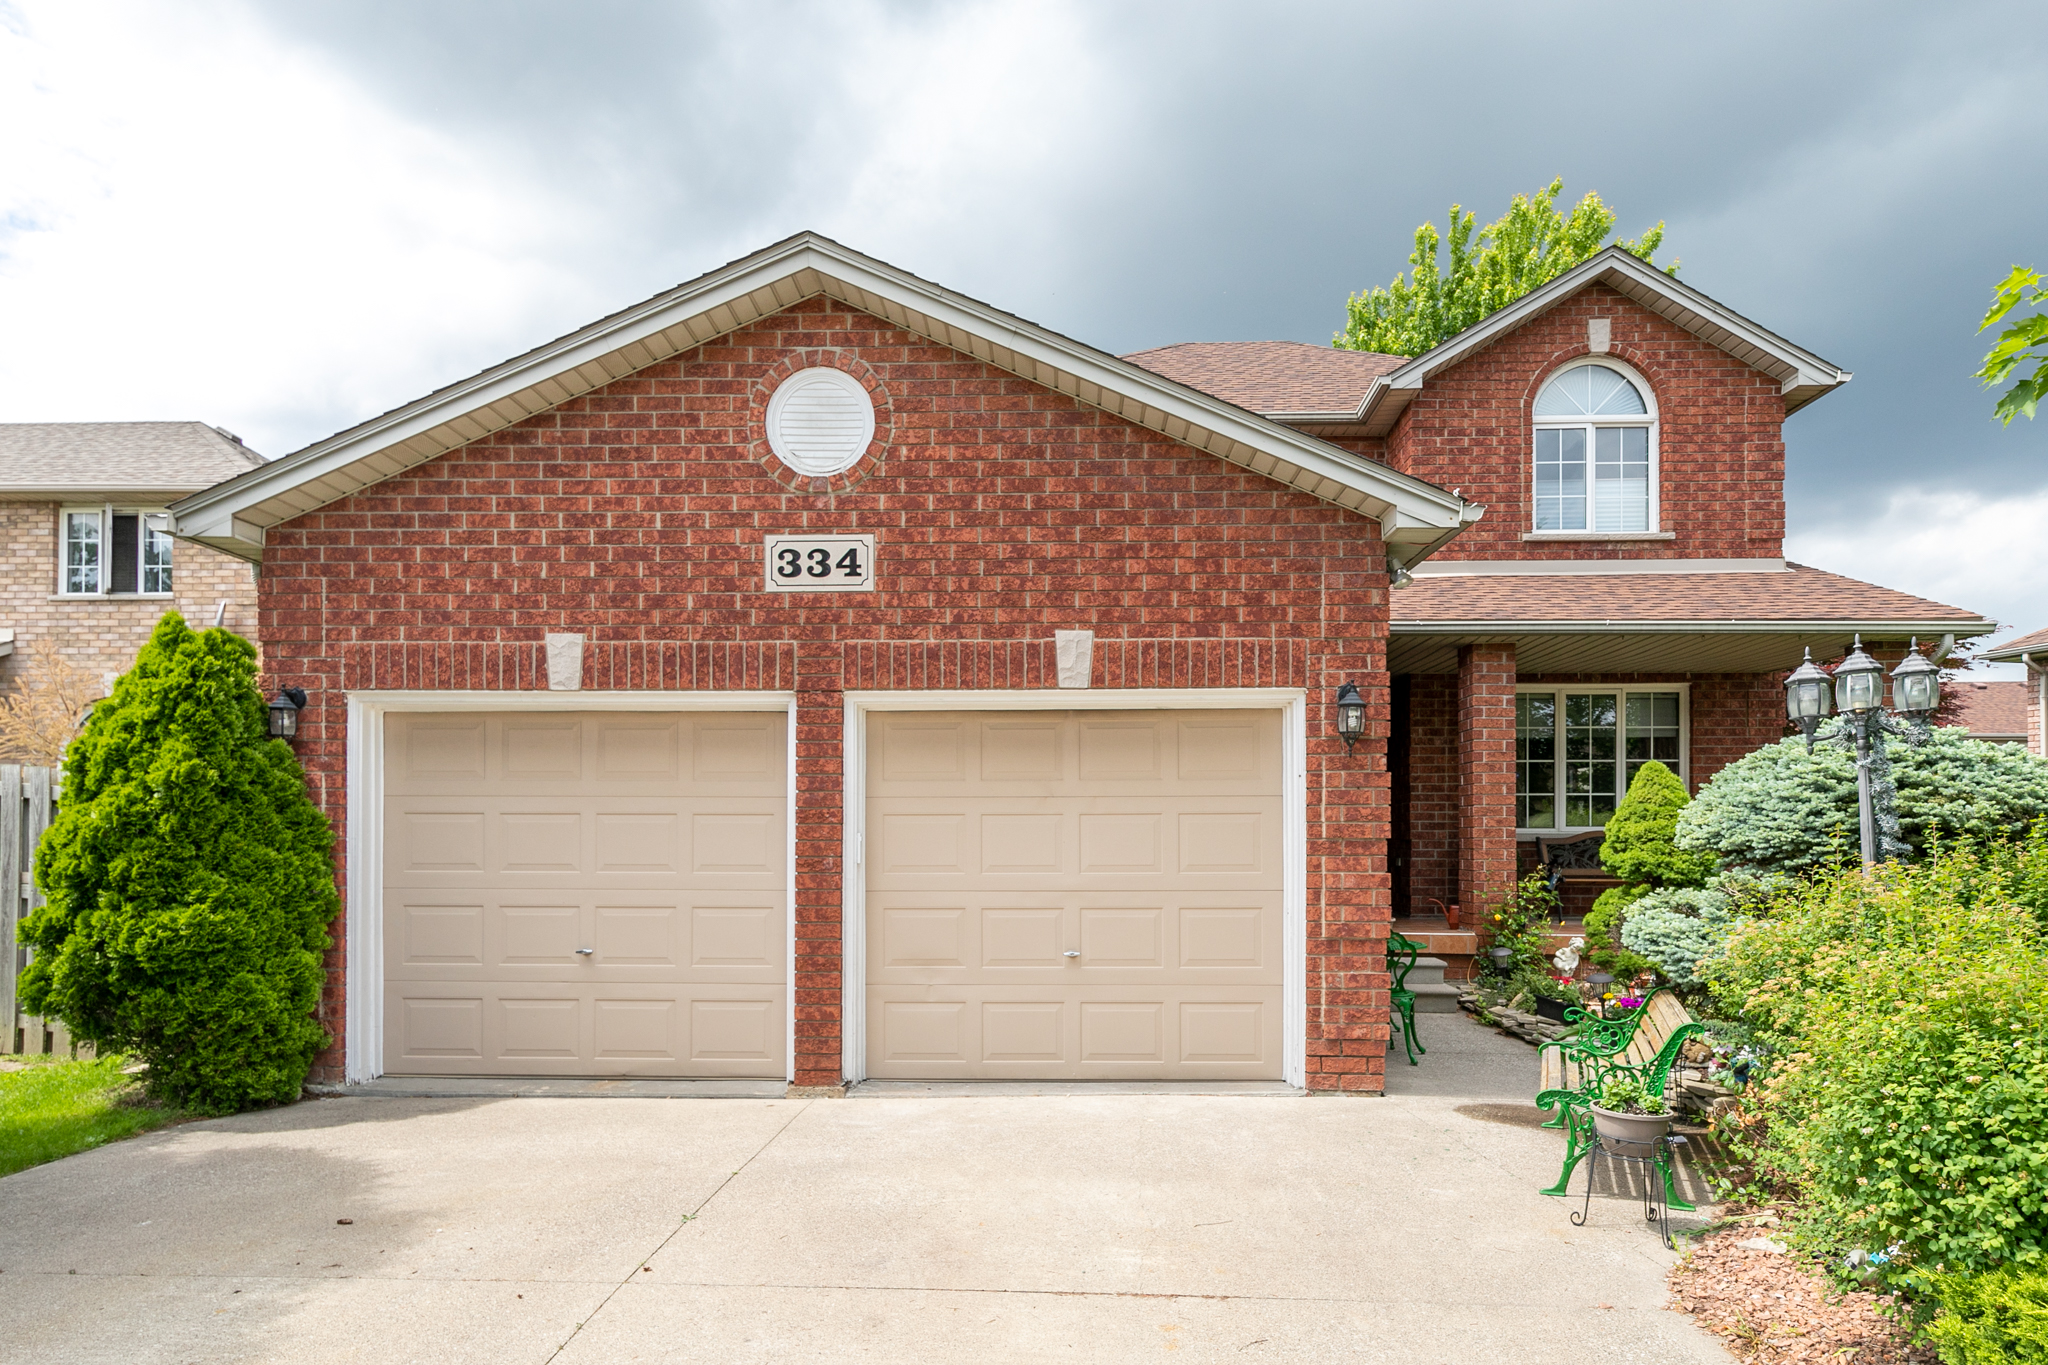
[61,507,173,596]
[1532,361,1657,533]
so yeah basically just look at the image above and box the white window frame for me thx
[1529,358,1661,536]
[57,505,175,598]
[1513,683,1690,836]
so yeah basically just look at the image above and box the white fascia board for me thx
[1390,617,1998,636]
[1355,248,1851,436]
[170,233,1474,562]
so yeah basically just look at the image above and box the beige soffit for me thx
[1389,626,1989,677]
[169,232,1479,564]
[1341,247,1852,437]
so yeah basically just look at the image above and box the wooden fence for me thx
[1,764,81,1057]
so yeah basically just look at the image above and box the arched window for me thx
[1532,361,1656,533]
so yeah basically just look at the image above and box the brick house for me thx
[0,423,263,758]
[1981,627,2048,755]
[168,235,1993,1094]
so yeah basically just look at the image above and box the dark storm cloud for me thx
[247,0,2048,531]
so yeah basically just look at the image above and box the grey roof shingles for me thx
[0,422,267,493]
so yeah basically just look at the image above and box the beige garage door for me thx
[866,709,1284,1080]
[382,711,787,1078]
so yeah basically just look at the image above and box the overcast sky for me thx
[3,1,2042,668]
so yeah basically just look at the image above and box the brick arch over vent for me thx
[261,294,1399,1093]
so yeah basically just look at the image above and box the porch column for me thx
[1457,643,1518,921]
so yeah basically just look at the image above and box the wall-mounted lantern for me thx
[268,687,308,740]
[1334,682,1365,755]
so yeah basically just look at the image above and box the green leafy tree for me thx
[17,614,339,1114]
[1335,178,1675,357]
[1676,730,2048,877]
[1978,265,2048,423]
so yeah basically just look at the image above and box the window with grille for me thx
[1532,362,1657,533]
[1514,687,1686,830]
[59,508,173,596]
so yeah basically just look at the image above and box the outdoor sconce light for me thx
[1832,636,1886,715]
[1334,682,1365,754]
[1889,637,1942,718]
[1783,647,1834,747]
[267,687,307,740]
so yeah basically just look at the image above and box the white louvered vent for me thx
[766,367,876,477]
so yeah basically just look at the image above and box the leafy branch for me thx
[1976,264,2047,423]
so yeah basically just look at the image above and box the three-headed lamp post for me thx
[1783,636,1942,866]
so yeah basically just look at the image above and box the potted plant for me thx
[1532,975,1577,1023]
[1589,1074,1672,1144]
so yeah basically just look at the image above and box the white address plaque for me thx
[763,533,877,593]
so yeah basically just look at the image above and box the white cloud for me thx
[0,0,599,454]
[1788,487,2048,678]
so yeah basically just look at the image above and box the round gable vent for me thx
[765,367,876,477]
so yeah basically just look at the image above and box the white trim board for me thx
[1411,557,1786,577]
[838,688,1310,1090]
[341,689,799,1086]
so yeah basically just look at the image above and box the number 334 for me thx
[775,546,864,579]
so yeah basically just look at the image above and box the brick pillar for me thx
[1457,643,1518,921]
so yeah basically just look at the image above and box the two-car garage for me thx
[368,701,1294,1086]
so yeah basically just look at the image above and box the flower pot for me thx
[1590,1104,1672,1145]
[1535,997,1570,1023]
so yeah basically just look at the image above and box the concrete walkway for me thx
[0,1018,1730,1363]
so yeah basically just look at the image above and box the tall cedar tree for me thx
[1335,178,1674,358]
[17,614,338,1113]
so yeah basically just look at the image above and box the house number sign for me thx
[763,533,877,592]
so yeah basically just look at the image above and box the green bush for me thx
[17,615,339,1115]
[1599,760,1715,887]
[1485,873,1558,978]
[1583,884,1654,979]
[1677,730,2048,877]
[1928,1263,2048,1363]
[1619,885,1737,989]
[1711,830,2048,1275]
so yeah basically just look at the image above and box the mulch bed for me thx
[1669,1228,1936,1363]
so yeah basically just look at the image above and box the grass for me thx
[0,1054,183,1178]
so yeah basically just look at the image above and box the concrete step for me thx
[1407,981,1464,1014]
[1404,955,1448,988]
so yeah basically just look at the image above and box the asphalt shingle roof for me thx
[1392,563,1987,626]
[1121,341,1406,415]
[0,422,266,493]
[1948,680,2029,738]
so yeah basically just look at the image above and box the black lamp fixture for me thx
[268,687,308,740]
[1334,682,1366,754]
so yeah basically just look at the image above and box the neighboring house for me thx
[167,234,1993,1094]
[0,424,265,751]
[1947,679,2030,745]
[1980,626,2048,756]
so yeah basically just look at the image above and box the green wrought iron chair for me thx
[1388,931,1425,1066]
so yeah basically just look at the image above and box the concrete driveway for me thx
[0,1017,1730,1363]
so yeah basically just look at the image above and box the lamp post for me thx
[1783,637,1941,866]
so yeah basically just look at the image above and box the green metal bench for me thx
[1536,992,1704,1209]
[1388,931,1425,1066]
[1534,986,1676,1128]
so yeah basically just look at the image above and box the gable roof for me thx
[1121,341,1406,419]
[1335,247,1851,437]
[0,422,266,498]
[1980,625,2048,663]
[170,233,1479,564]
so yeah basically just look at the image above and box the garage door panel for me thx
[383,711,787,1078]
[866,709,1283,1081]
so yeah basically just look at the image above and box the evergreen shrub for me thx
[1928,1262,2048,1363]
[17,615,339,1114]
[1619,885,1736,989]
[1598,760,1715,887]
[1677,730,2048,877]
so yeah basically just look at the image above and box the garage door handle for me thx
[1063,951,1080,958]
[575,948,595,956]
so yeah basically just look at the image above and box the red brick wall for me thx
[262,296,1397,1093]
[1385,282,1787,562]
[1457,644,1519,921]
[1397,673,1458,915]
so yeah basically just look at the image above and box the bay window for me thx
[1515,687,1685,831]
[60,507,174,596]
[1532,361,1657,533]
